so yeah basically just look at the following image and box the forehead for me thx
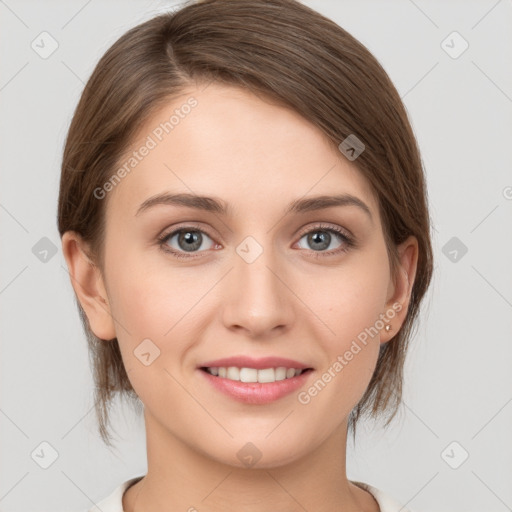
[106,83,379,221]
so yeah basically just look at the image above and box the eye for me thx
[295,224,354,256]
[157,222,355,260]
[158,225,217,259]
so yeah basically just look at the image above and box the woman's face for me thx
[75,83,416,467]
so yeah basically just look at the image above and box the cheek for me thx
[299,276,385,426]
[106,245,201,339]
[106,269,193,406]
[321,256,390,347]
[104,251,216,391]
[306,252,389,401]
[304,345,379,433]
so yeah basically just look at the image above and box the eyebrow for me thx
[135,192,373,222]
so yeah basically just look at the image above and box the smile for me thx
[202,366,309,383]
[198,358,314,404]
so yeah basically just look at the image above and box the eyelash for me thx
[156,223,356,260]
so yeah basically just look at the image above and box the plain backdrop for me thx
[1,1,511,511]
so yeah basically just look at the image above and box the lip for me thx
[199,356,312,370]
[198,367,313,404]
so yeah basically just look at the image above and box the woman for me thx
[59,1,433,510]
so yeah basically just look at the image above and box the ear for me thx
[61,231,116,341]
[380,235,419,344]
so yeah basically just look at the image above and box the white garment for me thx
[86,475,413,512]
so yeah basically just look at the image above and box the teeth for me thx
[205,366,306,383]
[257,368,275,383]
[240,367,258,383]
[275,367,287,381]
[226,367,240,380]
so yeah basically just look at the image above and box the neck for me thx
[124,409,379,512]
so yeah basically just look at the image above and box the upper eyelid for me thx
[296,223,352,239]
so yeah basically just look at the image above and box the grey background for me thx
[1,1,511,511]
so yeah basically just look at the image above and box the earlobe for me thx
[381,235,419,343]
[61,231,116,341]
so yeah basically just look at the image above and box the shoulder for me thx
[351,480,413,512]
[85,475,145,512]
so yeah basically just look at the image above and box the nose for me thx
[220,240,295,339]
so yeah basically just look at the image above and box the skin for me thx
[62,83,418,512]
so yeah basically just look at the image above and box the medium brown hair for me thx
[58,0,433,447]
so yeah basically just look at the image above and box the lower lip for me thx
[198,369,313,404]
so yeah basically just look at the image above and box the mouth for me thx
[197,357,314,404]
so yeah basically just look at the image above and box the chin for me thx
[202,430,316,470]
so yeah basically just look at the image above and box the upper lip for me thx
[199,356,313,370]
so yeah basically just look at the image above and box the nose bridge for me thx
[221,234,294,335]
